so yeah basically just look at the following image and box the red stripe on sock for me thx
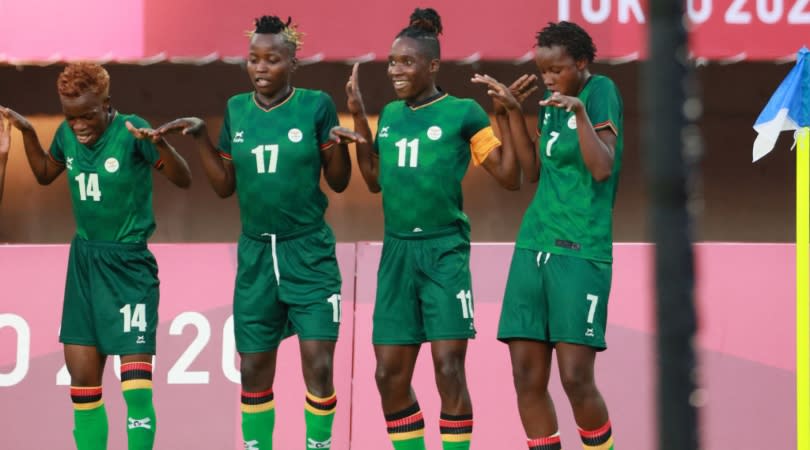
[70,387,102,396]
[528,435,561,446]
[578,420,612,439]
[120,362,152,373]
[386,412,424,428]
[439,419,474,428]
[241,388,274,398]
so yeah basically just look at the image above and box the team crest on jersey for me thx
[379,126,389,138]
[233,131,245,143]
[288,128,303,143]
[105,157,120,173]
[66,157,74,170]
[427,126,442,140]
[567,115,577,129]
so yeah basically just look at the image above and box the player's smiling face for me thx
[535,44,587,97]
[247,33,296,100]
[60,91,110,147]
[387,37,437,102]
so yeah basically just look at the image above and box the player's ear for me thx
[290,56,299,73]
[429,58,440,75]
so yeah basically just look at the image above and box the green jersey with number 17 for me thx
[516,75,623,262]
[218,88,339,237]
[49,113,162,243]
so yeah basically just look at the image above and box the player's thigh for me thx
[497,248,549,342]
[545,254,611,350]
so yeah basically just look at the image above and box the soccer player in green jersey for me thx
[0,112,9,204]
[346,8,533,450]
[154,15,364,450]
[473,22,622,450]
[1,63,192,450]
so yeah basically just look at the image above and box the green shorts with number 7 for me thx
[59,236,160,356]
[497,248,611,350]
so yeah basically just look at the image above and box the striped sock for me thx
[385,402,426,450]
[241,388,275,450]
[71,386,108,450]
[579,420,614,449]
[121,362,156,450]
[439,412,473,449]
[304,391,337,449]
[528,432,562,450]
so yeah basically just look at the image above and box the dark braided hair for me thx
[396,8,442,59]
[536,21,596,63]
[250,15,303,54]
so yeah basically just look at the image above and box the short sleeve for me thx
[462,101,501,165]
[129,116,161,168]
[586,78,622,136]
[48,123,67,165]
[315,92,340,150]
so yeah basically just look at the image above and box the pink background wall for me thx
[0,243,796,449]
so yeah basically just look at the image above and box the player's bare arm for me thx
[125,121,191,188]
[0,106,65,184]
[346,62,381,193]
[157,117,236,197]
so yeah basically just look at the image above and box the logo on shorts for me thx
[427,126,442,140]
[245,440,260,450]
[234,131,245,143]
[128,417,152,429]
[568,115,577,129]
[307,437,332,449]
[104,157,119,173]
[136,335,146,344]
[288,128,303,143]
[585,328,595,337]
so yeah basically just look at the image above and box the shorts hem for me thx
[552,336,607,351]
[113,349,157,356]
[59,337,97,347]
[425,333,476,341]
[236,345,282,354]
[297,335,339,342]
[372,338,426,345]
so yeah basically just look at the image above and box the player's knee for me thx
[374,363,406,392]
[304,357,334,394]
[434,357,466,388]
[240,356,273,389]
[559,366,595,402]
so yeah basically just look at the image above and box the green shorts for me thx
[498,248,611,350]
[373,228,476,344]
[59,236,160,355]
[234,223,342,353]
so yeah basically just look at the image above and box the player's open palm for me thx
[0,106,33,132]
[125,121,161,143]
[156,117,206,138]
[346,63,366,116]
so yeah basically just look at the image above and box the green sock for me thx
[440,412,473,450]
[71,386,108,450]
[386,402,426,450]
[304,391,337,449]
[121,362,156,450]
[241,388,276,450]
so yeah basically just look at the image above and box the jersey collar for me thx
[253,87,296,112]
[407,90,448,110]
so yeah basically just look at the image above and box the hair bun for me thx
[408,8,442,35]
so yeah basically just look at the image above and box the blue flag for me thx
[753,47,810,162]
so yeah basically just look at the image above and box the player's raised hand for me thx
[471,74,522,114]
[125,121,161,143]
[510,74,539,104]
[0,106,34,132]
[155,117,206,138]
[0,110,11,157]
[346,63,366,116]
[539,91,584,113]
[329,126,367,145]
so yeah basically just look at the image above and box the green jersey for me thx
[516,75,623,262]
[49,113,161,243]
[374,94,500,237]
[218,88,339,237]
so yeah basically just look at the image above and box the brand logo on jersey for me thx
[585,328,595,337]
[128,417,152,430]
[66,157,74,170]
[543,112,551,126]
[288,128,303,143]
[234,131,245,143]
[427,126,442,140]
[244,440,260,450]
[379,126,389,138]
[567,115,577,129]
[307,437,332,448]
[136,335,146,344]
[104,157,120,173]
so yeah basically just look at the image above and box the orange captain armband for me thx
[469,126,501,166]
